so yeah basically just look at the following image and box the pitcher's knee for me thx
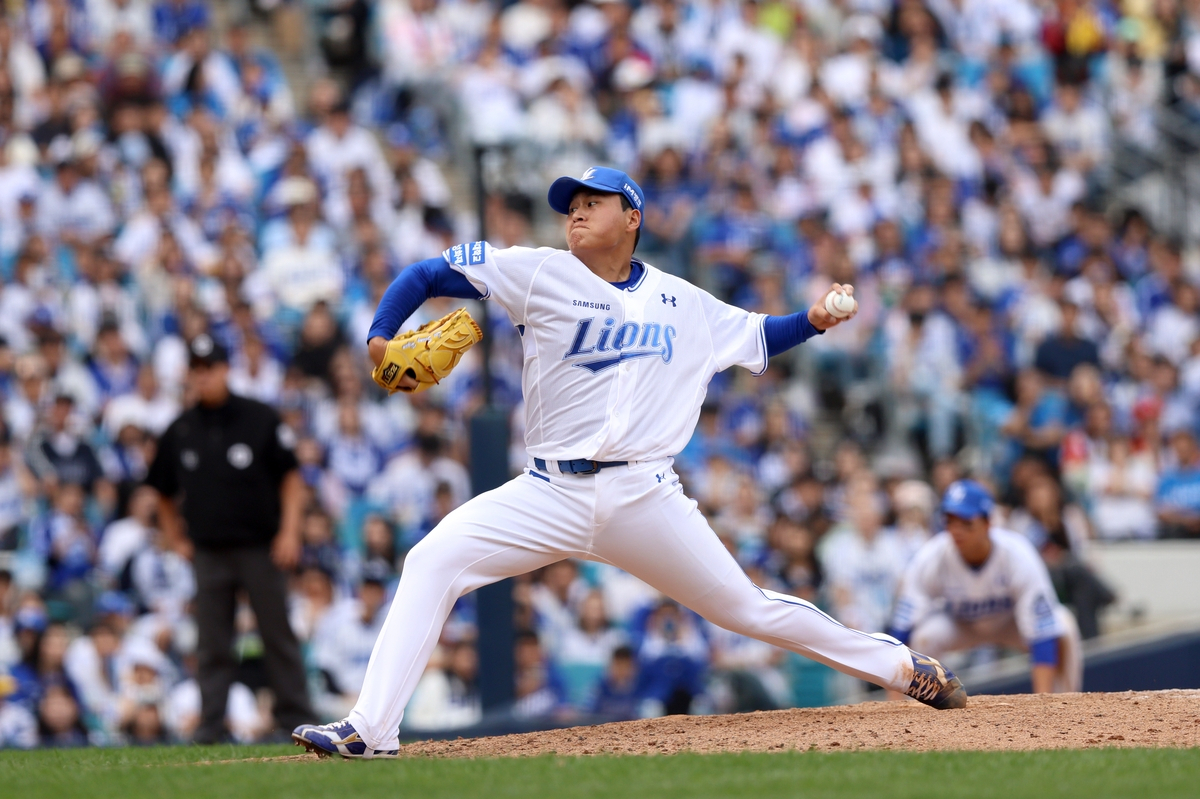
[691,590,761,635]
[403,529,463,573]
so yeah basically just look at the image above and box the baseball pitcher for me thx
[293,167,967,758]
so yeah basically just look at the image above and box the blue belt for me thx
[533,458,628,476]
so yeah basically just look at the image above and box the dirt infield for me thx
[364,691,1199,758]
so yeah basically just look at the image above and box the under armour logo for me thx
[656,474,664,483]
[661,294,676,306]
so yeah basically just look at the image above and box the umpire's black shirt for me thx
[146,395,298,549]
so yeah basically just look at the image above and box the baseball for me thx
[824,290,857,319]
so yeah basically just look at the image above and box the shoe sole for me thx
[292,733,336,758]
[939,682,969,709]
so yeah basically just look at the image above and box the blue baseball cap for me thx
[547,166,645,228]
[941,480,994,520]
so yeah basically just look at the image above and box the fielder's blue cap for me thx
[547,166,645,228]
[941,480,994,520]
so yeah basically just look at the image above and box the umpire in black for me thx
[145,334,313,743]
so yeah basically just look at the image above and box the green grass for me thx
[2,745,1197,799]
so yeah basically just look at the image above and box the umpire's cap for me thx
[941,480,994,520]
[188,334,229,367]
[548,166,645,228]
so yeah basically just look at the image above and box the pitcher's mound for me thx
[387,690,1200,758]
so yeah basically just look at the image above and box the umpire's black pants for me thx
[193,545,312,742]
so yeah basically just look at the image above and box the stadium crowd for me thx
[0,0,1196,747]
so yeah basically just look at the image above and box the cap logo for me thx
[948,483,966,503]
[581,167,597,181]
[193,335,214,357]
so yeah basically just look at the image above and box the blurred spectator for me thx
[63,601,129,741]
[818,473,908,635]
[309,566,390,720]
[891,479,936,561]
[1088,436,1158,541]
[368,432,469,541]
[226,334,283,405]
[884,283,962,463]
[0,570,15,666]
[10,620,73,716]
[0,429,34,551]
[1000,369,1070,472]
[589,644,640,720]
[103,364,178,441]
[298,508,341,580]
[344,513,399,587]
[1011,476,1114,639]
[404,641,481,731]
[530,560,587,657]
[39,682,88,747]
[556,590,626,708]
[288,565,335,646]
[765,515,821,601]
[28,482,98,604]
[512,630,568,719]
[130,521,195,620]
[0,668,37,749]
[97,485,156,588]
[1156,429,1200,539]
[635,601,708,717]
[26,394,106,492]
[1034,299,1100,383]
[116,639,171,745]
[324,401,384,500]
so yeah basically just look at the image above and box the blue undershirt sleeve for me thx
[1029,637,1060,667]
[763,312,824,357]
[885,627,912,647]
[367,256,485,342]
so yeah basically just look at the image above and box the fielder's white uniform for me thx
[348,243,915,750]
[890,528,1083,693]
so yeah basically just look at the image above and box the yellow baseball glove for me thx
[371,308,484,394]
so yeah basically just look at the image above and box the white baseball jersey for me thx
[443,242,767,461]
[891,527,1066,645]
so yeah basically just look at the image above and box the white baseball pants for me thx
[909,606,1083,693]
[348,458,915,750]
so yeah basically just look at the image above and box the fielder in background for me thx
[292,166,966,759]
[888,480,1083,694]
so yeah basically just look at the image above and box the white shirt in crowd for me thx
[103,391,180,440]
[0,701,37,749]
[818,523,909,634]
[367,451,470,531]
[310,598,388,697]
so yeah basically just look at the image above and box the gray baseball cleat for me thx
[905,652,968,709]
